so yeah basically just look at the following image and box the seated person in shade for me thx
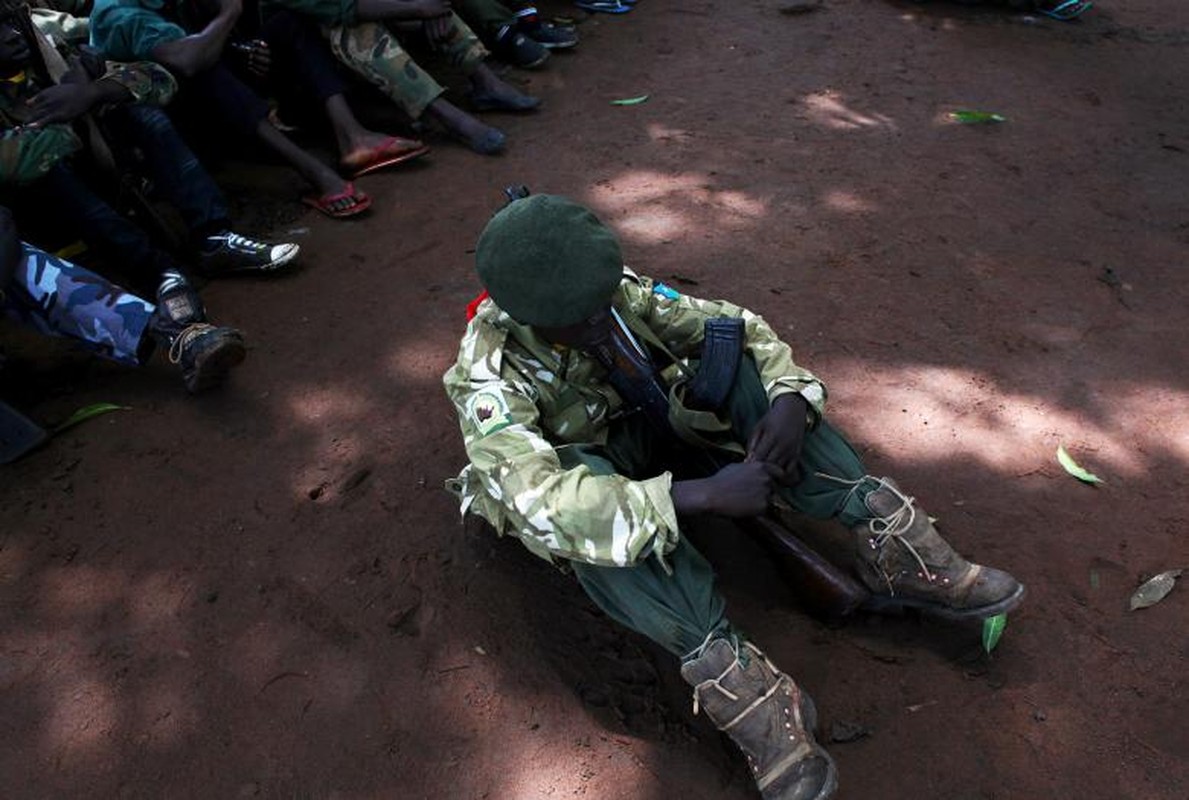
[89,0,385,217]
[273,0,540,155]
[0,0,299,284]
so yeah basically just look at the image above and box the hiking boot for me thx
[852,477,1025,619]
[167,323,246,393]
[682,637,837,800]
[148,271,245,392]
[197,231,300,277]
[491,26,550,69]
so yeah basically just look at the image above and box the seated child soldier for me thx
[0,0,299,282]
[443,196,1026,800]
[1,205,245,392]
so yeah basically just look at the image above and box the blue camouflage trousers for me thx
[2,243,153,367]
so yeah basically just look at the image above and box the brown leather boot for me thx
[681,638,837,800]
[852,477,1025,619]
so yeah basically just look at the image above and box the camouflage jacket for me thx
[0,22,176,186]
[442,269,827,569]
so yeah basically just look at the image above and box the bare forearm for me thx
[149,9,239,77]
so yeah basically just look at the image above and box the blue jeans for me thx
[14,105,230,290]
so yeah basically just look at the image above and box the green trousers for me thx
[561,359,877,660]
[325,16,489,119]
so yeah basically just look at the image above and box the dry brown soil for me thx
[2,1,1188,798]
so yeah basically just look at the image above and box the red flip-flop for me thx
[302,182,372,219]
[341,136,430,178]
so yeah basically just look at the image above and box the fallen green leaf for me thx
[611,95,650,106]
[1129,569,1183,610]
[982,613,1007,654]
[950,110,1006,124]
[53,403,129,435]
[1056,445,1104,484]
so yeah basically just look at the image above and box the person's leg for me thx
[3,243,246,391]
[453,0,549,68]
[19,164,181,292]
[100,104,302,275]
[101,104,230,240]
[325,21,508,154]
[3,241,155,366]
[422,14,541,110]
[723,356,1024,618]
[261,10,427,172]
[559,426,837,800]
[182,62,362,209]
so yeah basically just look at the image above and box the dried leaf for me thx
[1056,445,1104,484]
[949,110,1006,124]
[53,403,129,435]
[611,95,650,106]
[1129,569,1183,610]
[982,613,1007,654]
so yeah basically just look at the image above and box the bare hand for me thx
[232,39,271,78]
[745,393,809,483]
[671,461,781,518]
[26,82,99,126]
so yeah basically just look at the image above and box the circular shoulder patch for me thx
[465,389,513,436]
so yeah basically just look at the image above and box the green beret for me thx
[476,195,623,327]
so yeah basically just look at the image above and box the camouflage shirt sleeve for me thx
[443,318,681,568]
[622,273,828,418]
[30,8,91,44]
[97,60,177,106]
[0,124,82,187]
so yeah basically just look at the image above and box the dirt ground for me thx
[3,0,1189,797]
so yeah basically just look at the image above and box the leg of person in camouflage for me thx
[554,356,1023,799]
[559,433,838,800]
[324,11,538,154]
[721,358,1025,619]
[1,242,245,392]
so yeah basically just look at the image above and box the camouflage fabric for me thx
[2,241,153,365]
[30,6,89,43]
[0,21,176,186]
[442,270,828,568]
[324,16,488,119]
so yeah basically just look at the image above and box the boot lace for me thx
[168,323,215,364]
[686,634,786,727]
[816,472,936,588]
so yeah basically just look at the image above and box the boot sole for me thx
[186,339,247,393]
[861,583,1026,621]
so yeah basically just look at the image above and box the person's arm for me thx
[445,328,682,568]
[147,0,241,77]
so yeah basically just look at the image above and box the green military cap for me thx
[476,194,623,327]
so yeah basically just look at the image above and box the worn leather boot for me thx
[853,477,1025,619]
[681,638,837,800]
